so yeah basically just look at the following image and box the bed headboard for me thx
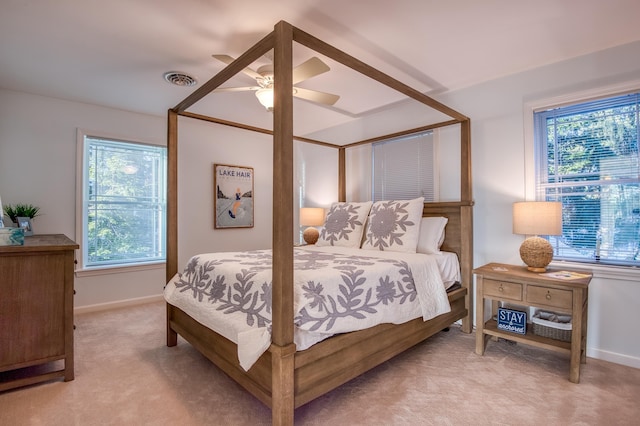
[422,201,473,292]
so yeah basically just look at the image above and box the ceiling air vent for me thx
[163,71,197,87]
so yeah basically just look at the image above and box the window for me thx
[371,132,436,201]
[534,91,640,266]
[77,131,167,270]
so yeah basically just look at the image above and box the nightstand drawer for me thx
[527,285,572,310]
[484,279,522,301]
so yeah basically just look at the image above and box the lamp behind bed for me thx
[300,207,324,245]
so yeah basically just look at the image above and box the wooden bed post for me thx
[460,119,472,203]
[460,118,473,333]
[166,109,179,347]
[338,147,346,202]
[271,20,295,426]
[166,109,179,283]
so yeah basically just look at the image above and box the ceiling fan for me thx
[212,54,340,111]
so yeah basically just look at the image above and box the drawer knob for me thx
[546,291,552,300]
[499,285,504,292]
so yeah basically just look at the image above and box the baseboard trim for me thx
[74,294,164,314]
[587,348,640,369]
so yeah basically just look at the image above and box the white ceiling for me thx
[2,0,640,139]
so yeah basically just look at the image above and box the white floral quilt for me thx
[164,246,451,370]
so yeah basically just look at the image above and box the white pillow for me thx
[316,201,372,247]
[361,197,424,253]
[417,216,448,254]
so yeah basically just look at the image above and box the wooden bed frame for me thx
[165,21,473,425]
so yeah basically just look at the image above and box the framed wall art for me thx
[213,164,254,229]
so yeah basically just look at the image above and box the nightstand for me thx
[474,262,591,383]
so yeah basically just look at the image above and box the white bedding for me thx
[164,246,456,370]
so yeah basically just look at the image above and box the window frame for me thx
[524,81,640,278]
[75,129,167,276]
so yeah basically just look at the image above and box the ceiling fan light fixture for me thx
[255,88,274,111]
[212,54,338,108]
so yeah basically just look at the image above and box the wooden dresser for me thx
[0,234,78,391]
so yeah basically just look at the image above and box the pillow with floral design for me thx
[361,197,424,253]
[316,201,372,247]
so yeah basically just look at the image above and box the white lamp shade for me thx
[300,207,325,227]
[513,201,562,236]
[255,88,274,111]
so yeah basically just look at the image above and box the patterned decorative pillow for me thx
[316,201,372,247]
[361,197,424,253]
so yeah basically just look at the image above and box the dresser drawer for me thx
[483,279,522,301]
[526,285,572,310]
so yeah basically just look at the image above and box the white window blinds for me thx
[534,91,640,266]
[82,136,167,268]
[372,132,435,202]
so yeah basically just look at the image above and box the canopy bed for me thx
[165,21,473,425]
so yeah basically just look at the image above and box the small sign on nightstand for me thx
[497,307,527,335]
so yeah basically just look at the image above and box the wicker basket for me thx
[532,310,572,342]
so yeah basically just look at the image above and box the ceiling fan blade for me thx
[213,86,260,93]
[292,57,330,84]
[262,50,274,62]
[212,54,262,80]
[293,87,340,106]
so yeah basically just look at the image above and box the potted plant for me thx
[3,203,41,225]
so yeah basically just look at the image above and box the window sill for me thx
[75,261,165,278]
[550,260,640,282]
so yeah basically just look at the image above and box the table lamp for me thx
[300,207,324,245]
[513,201,562,272]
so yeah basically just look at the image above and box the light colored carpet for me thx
[1,301,638,425]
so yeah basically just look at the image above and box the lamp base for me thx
[519,236,553,272]
[303,227,319,245]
